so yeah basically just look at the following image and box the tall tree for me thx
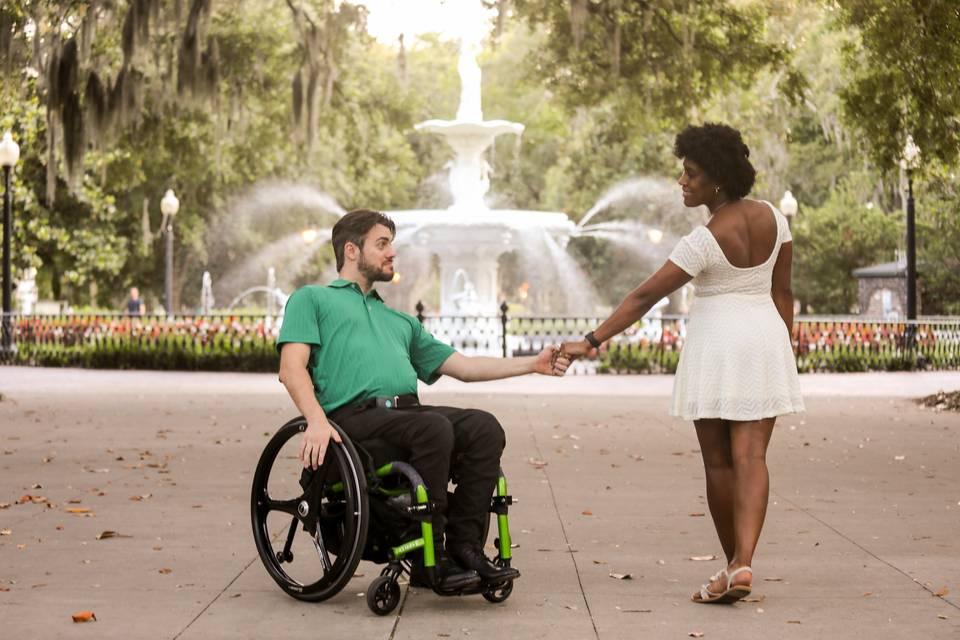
[835,0,960,170]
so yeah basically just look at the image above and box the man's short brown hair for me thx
[331,209,396,271]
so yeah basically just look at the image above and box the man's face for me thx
[356,224,396,283]
[130,287,139,299]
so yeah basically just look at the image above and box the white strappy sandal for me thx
[692,566,753,604]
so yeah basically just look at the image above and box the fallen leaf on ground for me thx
[689,555,717,561]
[787,620,802,624]
[72,611,96,623]
[581,510,593,516]
[230,593,241,598]
[159,568,173,574]
[0,529,10,536]
[620,609,652,613]
[96,531,132,540]
[862,591,872,597]
[66,507,91,514]
[527,457,548,469]
[609,573,633,580]
[934,586,949,597]
[592,560,607,565]
[564,604,578,610]
[17,544,27,550]
[689,632,704,638]
[689,512,705,517]
[0,586,9,592]
[129,494,152,501]
[742,595,765,603]
[0,502,9,509]
[763,577,784,582]
[938,614,948,620]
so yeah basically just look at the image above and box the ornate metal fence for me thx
[2,309,959,374]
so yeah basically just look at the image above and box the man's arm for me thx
[437,347,569,382]
[278,342,341,469]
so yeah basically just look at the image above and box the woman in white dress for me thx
[561,123,804,604]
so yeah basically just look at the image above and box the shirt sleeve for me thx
[276,287,323,353]
[668,228,709,277]
[409,321,456,384]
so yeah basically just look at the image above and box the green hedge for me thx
[7,336,958,374]
[14,336,278,372]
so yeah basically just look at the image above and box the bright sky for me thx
[359,0,496,45]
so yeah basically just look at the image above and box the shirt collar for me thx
[329,278,383,301]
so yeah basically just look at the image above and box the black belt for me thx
[351,393,421,412]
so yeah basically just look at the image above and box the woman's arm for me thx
[563,261,692,357]
[771,241,794,333]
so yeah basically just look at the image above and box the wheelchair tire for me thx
[366,575,402,616]
[481,579,513,603]
[251,417,368,602]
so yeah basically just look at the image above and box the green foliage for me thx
[791,173,901,313]
[510,0,800,125]
[835,0,960,170]
[916,168,960,315]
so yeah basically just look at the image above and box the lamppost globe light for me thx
[160,188,180,217]
[779,190,799,217]
[901,135,921,171]
[0,131,20,167]
[646,228,664,244]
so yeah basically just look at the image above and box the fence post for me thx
[500,301,509,358]
[415,300,425,325]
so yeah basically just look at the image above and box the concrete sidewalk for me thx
[0,367,958,639]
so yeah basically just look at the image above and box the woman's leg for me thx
[694,419,735,563]
[726,417,776,585]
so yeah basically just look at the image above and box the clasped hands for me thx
[540,340,599,376]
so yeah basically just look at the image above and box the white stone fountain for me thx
[389,39,578,315]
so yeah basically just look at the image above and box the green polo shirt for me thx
[276,279,456,413]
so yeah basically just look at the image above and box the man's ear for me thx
[344,241,359,263]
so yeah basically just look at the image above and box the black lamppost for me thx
[160,188,180,318]
[901,136,921,320]
[0,131,21,359]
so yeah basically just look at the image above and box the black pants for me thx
[330,404,505,547]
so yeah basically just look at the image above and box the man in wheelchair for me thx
[277,209,569,593]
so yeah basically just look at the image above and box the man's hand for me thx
[534,345,570,376]
[300,416,342,470]
[559,340,598,361]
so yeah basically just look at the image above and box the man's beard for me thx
[358,252,393,283]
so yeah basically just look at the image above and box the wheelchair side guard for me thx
[375,461,437,570]
[492,470,513,562]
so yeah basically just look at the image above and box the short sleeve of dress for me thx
[668,228,709,277]
[779,210,793,243]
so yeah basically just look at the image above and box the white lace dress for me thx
[668,202,805,421]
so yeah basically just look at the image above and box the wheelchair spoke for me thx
[312,529,333,572]
[264,497,300,517]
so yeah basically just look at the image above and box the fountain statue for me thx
[390,36,580,315]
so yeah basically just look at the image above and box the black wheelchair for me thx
[251,416,517,615]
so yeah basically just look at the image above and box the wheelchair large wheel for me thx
[251,417,368,602]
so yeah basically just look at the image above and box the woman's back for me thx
[706,199,780,269]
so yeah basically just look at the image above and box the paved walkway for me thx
[1,367,958,639]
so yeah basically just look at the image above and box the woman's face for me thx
[677,158,716,208]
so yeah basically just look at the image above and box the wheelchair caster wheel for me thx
[275,550,293,564]
[482,579,513,603]
[367,576,401,615]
